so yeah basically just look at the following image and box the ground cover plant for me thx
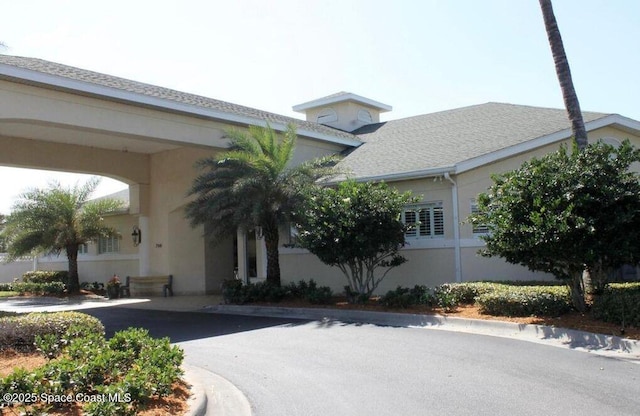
[0,312,186,415]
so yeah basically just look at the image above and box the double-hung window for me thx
[402,202,444,238]
[98,235,120,254]
[78,243,89,255]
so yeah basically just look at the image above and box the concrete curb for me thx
[183,365,208,416]
[204,304,640,362]
[183,364,252,416]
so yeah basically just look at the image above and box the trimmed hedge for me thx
[0,311,105,352]
[476,286,572,317]
[592,283,640,328]
[222,279,334,305]
[22,270,68,284]
[443,282,501,305]
[380,285,433,309]
[10,281,66,295]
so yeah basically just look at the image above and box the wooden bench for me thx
[120,275,173,297]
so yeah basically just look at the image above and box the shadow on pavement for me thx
[81,307,311,342]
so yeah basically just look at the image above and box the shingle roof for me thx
[0,54,359,144]
[342,102,611,179]
[0,55,620,179]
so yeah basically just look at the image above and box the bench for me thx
[120,275,173,297]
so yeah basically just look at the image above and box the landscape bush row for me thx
[379,282,572,316]
[0,312,184,415]
[224,279,639,324]
[0,270,70,295]
[592,282,640,327]
[222,279,334,305]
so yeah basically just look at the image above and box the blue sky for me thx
[1,0,639,212]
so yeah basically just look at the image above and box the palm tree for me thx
[539,0,588,150]
[2,178,123,293]
[185,123,338,286]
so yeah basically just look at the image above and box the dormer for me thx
[293,92,392,132]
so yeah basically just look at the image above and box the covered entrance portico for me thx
[0,65,240,294]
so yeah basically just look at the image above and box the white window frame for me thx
[78,243,89,255]
[402,202,444,239]
[470,200,489,235]
[98,235,120,254]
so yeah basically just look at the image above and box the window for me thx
[470,200,489,235]
[281,222,300,247]
[98,235,120,254]
[78,243,89,255]
[402,203,444,238]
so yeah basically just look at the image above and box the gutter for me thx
[444,172,462,283]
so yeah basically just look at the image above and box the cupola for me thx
[293,92,392,132]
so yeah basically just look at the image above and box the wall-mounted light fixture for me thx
[131,225,142,247]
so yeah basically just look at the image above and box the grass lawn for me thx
[0,291,19,298]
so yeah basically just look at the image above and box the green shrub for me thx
[380,285,434,308]
[11,281,66,295]
[476,286,572,317]
[0,282,13,291]
[286,280,334,305]
[80,281,104,291]
[444,282,501,304]
[2,326,184,415]
[222,279,245,304]
[592,283,640,328]
[246,281,288,303]
[222,280,289,304]
[22,270,68,285]
[0,311,105,352]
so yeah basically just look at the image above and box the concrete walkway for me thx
[2,294,639,416]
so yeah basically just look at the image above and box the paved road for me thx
[85,307,640,416]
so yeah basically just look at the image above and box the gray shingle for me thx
[0,55,359,143]
[342,102,610,179]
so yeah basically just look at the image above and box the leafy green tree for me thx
[185,123,338,287]
[2,178,123,293]
[294,181,417,302]
[539,0,587,150]
[469,141,640,311]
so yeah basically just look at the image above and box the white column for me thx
[138,216,150,276]
[236,228,247,283]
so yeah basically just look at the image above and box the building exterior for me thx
[2,55,640,293]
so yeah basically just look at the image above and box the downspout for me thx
[444,172,462,283]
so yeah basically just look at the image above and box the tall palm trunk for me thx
[539,0,590,312]
[539,0,588,151]
[263,221,281,286]
[66,244,80,293]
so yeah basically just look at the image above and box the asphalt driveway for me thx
[84,307,640,416]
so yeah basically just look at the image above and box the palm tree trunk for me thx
[263,222,281,286]
[539,0,588,150]
[540,0,591,305]
[66,245,80,293]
